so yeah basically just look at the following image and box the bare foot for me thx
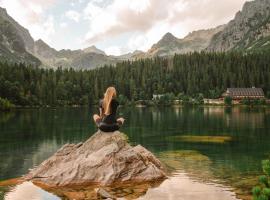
[117,117,125,125]
[93,114,101,122]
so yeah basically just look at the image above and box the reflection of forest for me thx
[0,108,95,180]
[203,107,267,129]
[0,112,15,124]
[225,107,266,129]
[0,138,63,181]
[0,106,270,199]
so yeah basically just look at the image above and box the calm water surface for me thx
[0,106,270,200]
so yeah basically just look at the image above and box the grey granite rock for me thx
[25,131,166,187]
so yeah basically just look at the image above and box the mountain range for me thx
[0,8,40,66]
[207,0,270,51]
[0,0,270,69]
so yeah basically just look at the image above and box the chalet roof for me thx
[227,88,264,97]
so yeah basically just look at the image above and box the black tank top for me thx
[99,99,119,124]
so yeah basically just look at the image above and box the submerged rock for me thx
[25,131,166,187]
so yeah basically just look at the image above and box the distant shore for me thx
[2,99,269,111]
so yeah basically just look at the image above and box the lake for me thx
[0,106,270,200]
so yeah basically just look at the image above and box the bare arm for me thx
[99,108,103,118]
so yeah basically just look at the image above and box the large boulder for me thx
[25,131,166,187]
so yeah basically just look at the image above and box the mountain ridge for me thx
[1,0,270,68]
[207,0,270,51]
[147,25,226,57]
[0,7,40,65]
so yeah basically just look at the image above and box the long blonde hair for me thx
[103,87,117,115]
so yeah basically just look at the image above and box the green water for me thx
[0,106,270,199]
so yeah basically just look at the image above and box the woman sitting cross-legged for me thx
[93,86,125,132]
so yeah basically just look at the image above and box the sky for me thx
[0,0,248,55]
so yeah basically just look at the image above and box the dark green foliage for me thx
[194,93,204,105]
[117,94,128,105]
[0,97,14,111]
[252,160,270,200]
[154,93,176,105]
[267,92,270,99]
[245,36,270,52]
[224,96,232,105]
[241,98,251,105]
[263,160,270,177]
[0,51,270,107]
[241,98,266,105]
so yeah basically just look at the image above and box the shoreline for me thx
[2,103,270,111]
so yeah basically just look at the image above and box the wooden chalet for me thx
[223,87,265,100]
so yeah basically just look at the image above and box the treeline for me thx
[0,51,270,107]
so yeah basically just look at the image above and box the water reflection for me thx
[0,106,270,199]
[32,180,163,200]
[4,182,58,200]
[138,173,238,200]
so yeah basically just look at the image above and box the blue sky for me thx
[0,0,248,55]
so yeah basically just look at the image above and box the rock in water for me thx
[25,131,166,187]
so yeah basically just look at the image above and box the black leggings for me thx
[96,119,121,132]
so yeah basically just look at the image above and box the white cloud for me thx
[0,0,248,54]
[65,10,81,22]
[128,34,148,51]
[83,0,247,52]
[129,0,150,13]
[60,22,68,28]
[0,0,57,24]
[105,46,122,56]
[0,0,57,44]
[30,15,55,43]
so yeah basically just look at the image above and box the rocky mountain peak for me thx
[0,7,7,15]
[184,25,226,41]
[133,50,144,54]
[83,45,106,55]
[162,32,178,42]
[35,39,50,47]
[207,0,270,51]
[147,25,225,57]
[150,32,179,51]
[0,6,40,65]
